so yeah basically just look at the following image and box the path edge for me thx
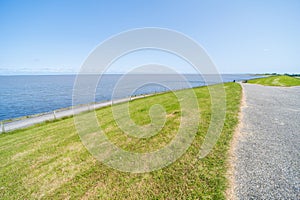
[225,83,246,200]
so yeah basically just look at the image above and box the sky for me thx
[0,0,299,75]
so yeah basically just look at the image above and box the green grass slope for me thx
[0,83,241,199]
[248,75,300,87]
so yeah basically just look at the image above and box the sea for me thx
[0,74,260,121]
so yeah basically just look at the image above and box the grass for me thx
[248,75,300,87]
[0,83,242,199]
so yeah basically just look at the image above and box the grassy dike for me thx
[0,83,241,199]
[248,75,300,87]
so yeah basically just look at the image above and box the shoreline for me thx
[0,93,156,133]
[0,80,252,133]
[0,74,264,123]
[1,82,209,133]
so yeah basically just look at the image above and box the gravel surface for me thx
[235,84,300,199]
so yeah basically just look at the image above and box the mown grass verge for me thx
[248,75,300,87]
[0,83,241,199]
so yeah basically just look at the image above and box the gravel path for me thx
[234,84,300,199]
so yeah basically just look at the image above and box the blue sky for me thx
[0,0,299,74]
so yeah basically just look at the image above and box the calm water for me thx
[0,74,259,121]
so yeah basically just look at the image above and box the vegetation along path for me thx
[0,83,241,199]
[233,83,300,199]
